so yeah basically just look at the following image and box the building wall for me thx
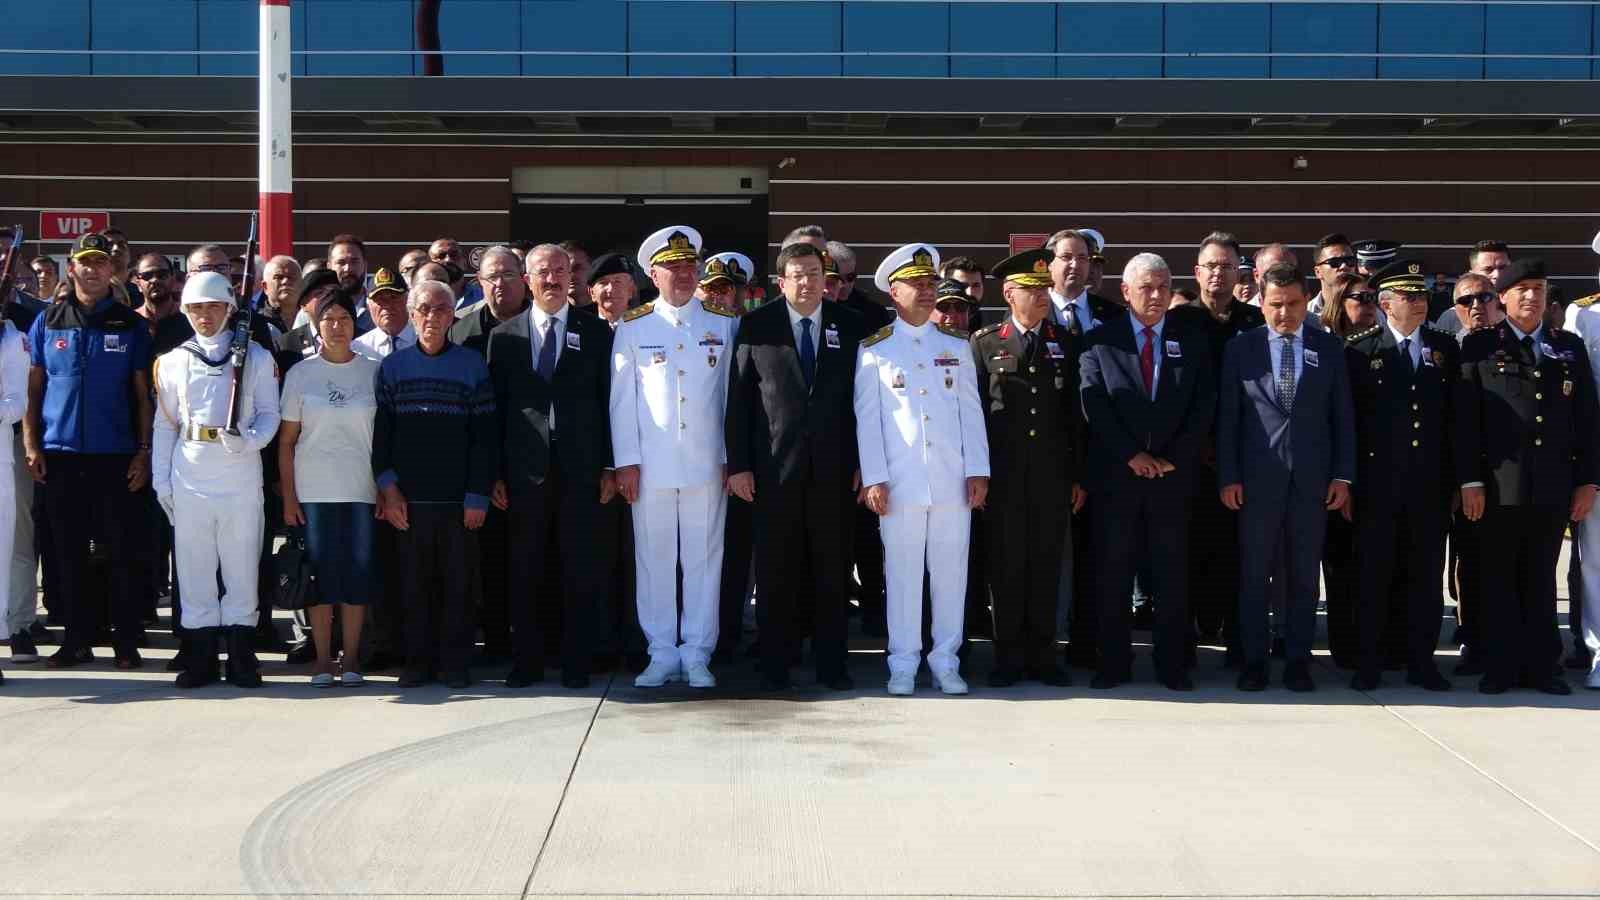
[3,0,1596,79]
[2,141,1597,294]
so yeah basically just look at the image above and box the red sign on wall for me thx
[39,211,110,241]
[1008,233,1049,256]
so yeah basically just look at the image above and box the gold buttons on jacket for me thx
[918,388,927,395]
[1536,415,1544,423]
[1411,440,1419,448]
[1028,429,1037,437]
[1536,392,1544,400]
[1535,437,1543,446]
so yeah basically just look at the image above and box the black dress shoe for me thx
[1161,673,1195,692]
[443,671,471,689]
[1477,675,1511,695]
[1534,676,1572,696]
[1283,661,1315,693]
[1236,662,1268,691]
[1027,665,1072,687]
[561,672,591,689]
[821,674,854,691]
[398,668,432,688]
[1089,671,1122,690]
[1350,670,1381,691]
[504,667,543,688]
[988,668,1021,688]
[45,646,92,669]
[1406,669,1453,692]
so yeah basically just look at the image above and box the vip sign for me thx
[39,211,110,241]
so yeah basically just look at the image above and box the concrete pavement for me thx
[3,626,1599,899]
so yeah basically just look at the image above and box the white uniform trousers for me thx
[632,481,725,668]
[1577,506,1600,665]
[174,490,264,630]
[882,502,971,677]
[0,438,18,635]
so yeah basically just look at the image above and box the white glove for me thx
[158,493,175,525]
[218,430,246,454]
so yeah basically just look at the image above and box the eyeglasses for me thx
[133,269,171,281]
[1198,262,1238,272]
[481,272,523,283]
[1318,255,1358,270]
[1351,291,1378,305]
[1456,291,1498,306]
[190,263,230,275]
[413,304,455,318]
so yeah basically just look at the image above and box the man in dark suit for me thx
[1218,264,1355,692]
[1166,233,1264,663]
[970,249,1083,687]
[1455,259,1596,695]
[486,243,615,689]
[1080,253,1215,690]
[725,242,865,690]
[1344,260,1458,692]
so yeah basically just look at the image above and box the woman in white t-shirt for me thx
[278,290,380,687]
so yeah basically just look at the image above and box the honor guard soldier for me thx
[855,243,990,696]
[1561,264,1600,690]
[610,226,738,689]
[152,272,281,688]
[1344,260,1457,692]
[1456,259,1597,695]
[970,249,1080,687]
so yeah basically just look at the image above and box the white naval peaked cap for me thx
[1591,229,1600,254]
[181,271,236,309]
[872,243,941,293]
[1076,228,1106,256]
[638,225,703,271]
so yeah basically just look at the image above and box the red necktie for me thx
[1140,326,1155,397]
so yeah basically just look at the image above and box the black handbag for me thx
[272,527,317,611]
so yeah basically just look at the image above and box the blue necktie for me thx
[799,317,816,389]
[537,317,558,381]
[1277,334,1296,412]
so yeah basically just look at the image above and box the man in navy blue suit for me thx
[1079,253,1216,690]
[1218,264,1356,692]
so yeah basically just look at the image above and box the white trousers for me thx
[174,490,264,630]
[0,440,17,635]
[632,481,725,668]
[881,502,970,677]
[1577,513,1600,666]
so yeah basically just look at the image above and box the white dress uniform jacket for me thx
[608,296,739,669]
[152,334,281,629]
[854,318,990,678]
[0,323,31,638]
[1564,297,1600,674]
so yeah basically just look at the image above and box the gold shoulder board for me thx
[937,323,970,341]
[1574,293,1600,309]
[622,302,654,323]
[701,302,736,318]
[862,324,894,347]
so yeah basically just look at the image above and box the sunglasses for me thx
[1455,291,1498,306]
[133,269,171,280]
[1318,255,1358,269]
[1351,291,1378,305]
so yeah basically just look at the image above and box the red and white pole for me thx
[258,0,293,262]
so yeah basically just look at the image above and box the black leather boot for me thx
[175,628,220,689]
[226,626,263,688]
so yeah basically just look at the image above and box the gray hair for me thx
[187,243,228,271]
[782,225,827,248]
[263,255,301,277]
[1122,252,1171,283]
[407,279,454,313]
[825,240,856,275]
[527,243,569,265]
[477,244,523,275]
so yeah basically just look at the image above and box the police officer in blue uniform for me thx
[23,233,155,669]
[1343,260,1457,692]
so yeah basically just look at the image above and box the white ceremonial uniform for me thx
[152,332,280,630]
[1564,297,1600,677]
[0,324,33,638]
[609,296,738,669]
[854,318,990,678]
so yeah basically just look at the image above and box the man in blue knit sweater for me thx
[373,279,498,689]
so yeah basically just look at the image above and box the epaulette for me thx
[937,323,970,341]
[972,323,1002,340]
[701,301,737,318]
[1346,324,1382,345]
[1424,322,1453,336]
[621,302,653,323]
[862,324,893,347]
[1470,323,1496,333]
[1573,292,1600,309]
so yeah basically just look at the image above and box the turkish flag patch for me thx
[53,339,67,350]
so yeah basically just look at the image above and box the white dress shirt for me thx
[353,322,416,361]
[1131,311,1165,399]
[1049,288,1099,333]
[1388,321,1424,369]
[787,301,824,353]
